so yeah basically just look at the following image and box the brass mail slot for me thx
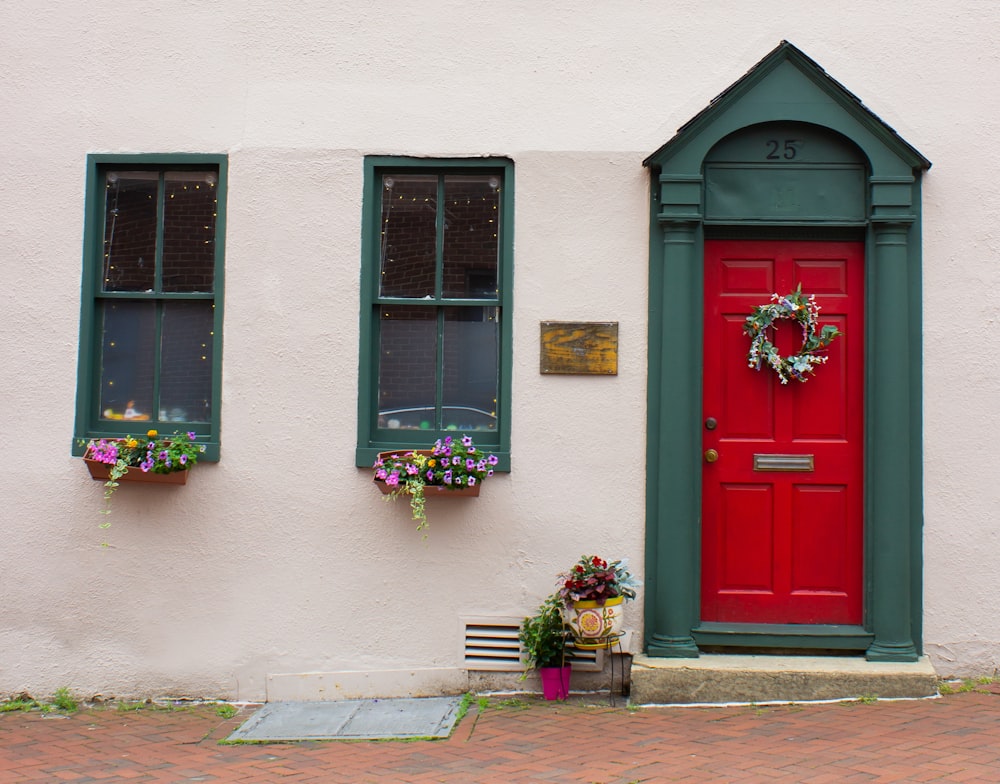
[753,454,814,472]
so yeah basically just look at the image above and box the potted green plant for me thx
[519,594,572,700]
[372,434,499,533]
[556,555,640,649]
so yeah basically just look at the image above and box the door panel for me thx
[702,239,864,625]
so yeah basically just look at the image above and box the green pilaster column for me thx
[646,218,701,658]
[866,220,919,662]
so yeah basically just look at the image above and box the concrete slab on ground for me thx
[630,653,938,704]
[227,695,462,742]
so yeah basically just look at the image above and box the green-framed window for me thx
[73,154,226,460]
[356,157,513,469]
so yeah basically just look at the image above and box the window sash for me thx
[74,154,226,460]
[357,158,512,468]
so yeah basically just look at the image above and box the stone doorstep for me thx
[629,654,939,705]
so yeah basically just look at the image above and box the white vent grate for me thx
[462,617,603,672]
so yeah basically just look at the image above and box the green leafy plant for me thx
[52,687,78,712]
[86,430,203,475]
[519,594,570,674]
[555,556,640,606]
[84,430,204,543]
[0,696,38,712]
[373,435,499,532]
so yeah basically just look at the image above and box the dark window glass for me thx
[160,301,214,422]
[99,301,156,421]
[89,162,221,438]
[368,164,505,446]
[442,306,498,431]
[103,172,157,293]
[378,305,437,428]
[379,175,437,298]
[162,172,217,293]
[442,175,499,299]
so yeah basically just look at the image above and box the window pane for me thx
[160,301,214,423]
[442,306,499,432]
[442,175,500,299]
[162,171,217,293]
[377,305,438,430]
[379,174,437,298]
[103,171,158,293]
[99,301,155,421]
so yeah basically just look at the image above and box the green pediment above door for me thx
[644,41,931,183]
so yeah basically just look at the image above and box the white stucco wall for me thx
[2,1,998,701]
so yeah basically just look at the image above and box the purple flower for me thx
[179,454,188,465]
[385,472,400,487]
[187,431,196,441]
[406,463,419,475]
[462,435,473,447]
[467,476,477,487]
[466,458,476,470]
[426,469,435,481]
[443,470,453,485]
[487,454,499,466]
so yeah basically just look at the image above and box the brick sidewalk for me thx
[2,691,999,783]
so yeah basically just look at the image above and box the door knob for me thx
[704,449,719,463]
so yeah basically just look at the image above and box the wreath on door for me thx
[744,285,841,384]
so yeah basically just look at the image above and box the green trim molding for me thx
[643,42,929,661]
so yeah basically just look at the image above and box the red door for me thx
[701,239,864,625]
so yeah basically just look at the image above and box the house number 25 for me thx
[765,139,800,160]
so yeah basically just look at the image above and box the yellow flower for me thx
[147,429,158,438]
[127,439,138,448]
[428,459,436,467]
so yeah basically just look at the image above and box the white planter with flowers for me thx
[556,556,639,649]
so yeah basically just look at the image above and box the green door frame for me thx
[642,42,931,661]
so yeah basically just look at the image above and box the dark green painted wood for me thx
[693,622,874,650]
[706,165,866,222]
[705,121,867,223]
[646,219,702,658]
[643,41,928,661]
[866,220,918,661]
[355,157,514,469]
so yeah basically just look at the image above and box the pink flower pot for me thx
[539,665,571,700]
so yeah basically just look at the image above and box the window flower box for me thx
[372,436,498,532]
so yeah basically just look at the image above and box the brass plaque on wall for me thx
[540,321,618,375]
